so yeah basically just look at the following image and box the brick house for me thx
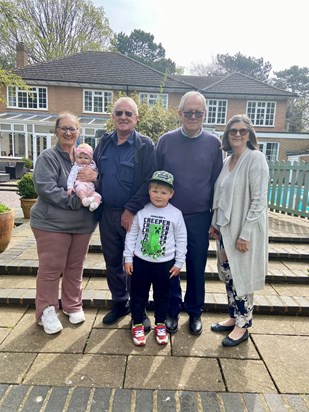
[0,43,308,164]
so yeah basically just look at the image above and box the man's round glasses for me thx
[228,128,249,136]
[182,111,205,119]
[57,127,78,133]
[114,110,134,117]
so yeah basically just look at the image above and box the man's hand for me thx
[77,167,97,182]
[121,209,134,231]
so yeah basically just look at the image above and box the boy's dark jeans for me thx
[130,256,175,325]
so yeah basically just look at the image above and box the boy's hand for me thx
[169,266,180,278]
[124,262,133,275]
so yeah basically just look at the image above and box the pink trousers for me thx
[32,228,92,322]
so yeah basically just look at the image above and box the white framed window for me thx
[259,142,279,161]
[139,93,168,108]
[205,99,227,125]
[84,90,113,114]
[247,101,276,126]
[7,86,47,110]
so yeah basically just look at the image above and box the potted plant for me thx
[0,203,15,253]
[17,172,37,218]
[21,157,33,172]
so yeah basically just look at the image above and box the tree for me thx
[0,0,113,67]
[189,52,272,82]
[0,69,27,103]
[112,29,178,75]
[272,66,309,132]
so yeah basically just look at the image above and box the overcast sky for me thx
[93,0,308,74]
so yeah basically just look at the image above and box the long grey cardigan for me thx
[212,148,269,296]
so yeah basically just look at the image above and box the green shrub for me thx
[17,172,37,199]
[21,157,33,169]
[0,203,12,213]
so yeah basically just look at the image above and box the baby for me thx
[67,143,101,211]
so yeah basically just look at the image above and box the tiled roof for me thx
[14,51,190,92]
[201,72,297,98]
[174,72,296,98]
[172,75,223,89]
[14,51,296,98]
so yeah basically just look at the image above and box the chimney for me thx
[16,42,28,68]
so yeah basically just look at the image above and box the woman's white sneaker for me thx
[38,306,63,334]
[63,309,85,324]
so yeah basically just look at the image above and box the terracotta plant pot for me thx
[20,198,37,219]
[0,209,15,253]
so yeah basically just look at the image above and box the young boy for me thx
[124,170,187,346]
[67,143,101,211]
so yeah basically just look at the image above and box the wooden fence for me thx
[268,161,309,219]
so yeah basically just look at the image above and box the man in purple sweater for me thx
[156,91,223,335]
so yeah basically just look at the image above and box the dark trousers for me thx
[130,256,174,325]
[99,205,129,306]
[168,210,212,318]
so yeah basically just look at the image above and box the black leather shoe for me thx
[165,315,179,333]
[222,329,249,347]
[211,322,235,332]
[143,312,151,333]
[102,305,130,325]
[189,316,202,335]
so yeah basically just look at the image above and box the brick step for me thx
[87,240,309,259]
[0,276,308,316]
[1,255,308,284]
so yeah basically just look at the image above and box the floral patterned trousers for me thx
[218,237,253,328]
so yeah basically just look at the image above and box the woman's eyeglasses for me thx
[114,111,135,117]
[57,127,78,133]
[228,128,249,136]
[182,111,205,119]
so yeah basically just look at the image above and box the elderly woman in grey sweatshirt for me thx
[31,113,97,335]
[209,114,269,347]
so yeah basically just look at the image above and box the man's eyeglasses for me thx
[114,110,135,117]
[228,128,249,136]
[182,111,205,119]
[57,127,78,133]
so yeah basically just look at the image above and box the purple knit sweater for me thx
[156,128,223,215]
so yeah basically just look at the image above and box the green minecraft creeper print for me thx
[141,223,163,258]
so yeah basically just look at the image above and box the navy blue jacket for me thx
[93,130,156,214]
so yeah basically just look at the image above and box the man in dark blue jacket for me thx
[81,97,156,325]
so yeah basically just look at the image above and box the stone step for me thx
[1,254,308,284]
[0,173,10,183]
[0,276,308,316]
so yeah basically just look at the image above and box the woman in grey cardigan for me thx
[209,114,269,347]
[31,113,97,334]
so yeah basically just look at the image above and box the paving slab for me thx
[0,309,98,354]
[0,306,27,327]
[252,335,309,394]
[251,314,309,335]
[23,353,127,388]
[125,355,225,392]
[220,359,277,393]
[0,352,37,384]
